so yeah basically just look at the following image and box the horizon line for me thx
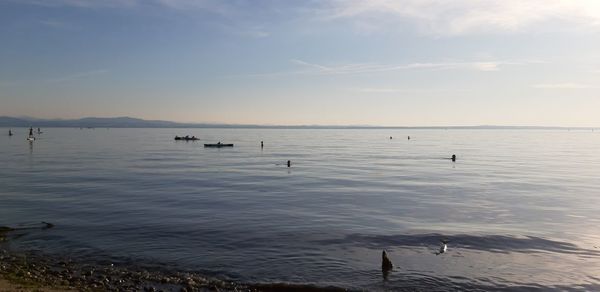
[0,115,598,129]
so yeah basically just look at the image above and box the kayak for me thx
[204,143,234,147]
[174,137,199,141]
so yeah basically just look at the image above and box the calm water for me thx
[2,128,600,291]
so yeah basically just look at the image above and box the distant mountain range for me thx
[0,116,595,130]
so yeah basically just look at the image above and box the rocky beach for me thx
[0,226,348,292]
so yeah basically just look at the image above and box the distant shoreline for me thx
[0,116,597,130]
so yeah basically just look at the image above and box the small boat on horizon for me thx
[204,143,233,148]
[174,136,199,141]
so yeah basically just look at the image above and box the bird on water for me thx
[436,239,449,255]
[382,250,393,271]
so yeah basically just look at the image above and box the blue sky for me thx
[1,0,599,126]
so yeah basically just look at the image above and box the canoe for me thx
[204,143,234,147]
[174,137,199,141]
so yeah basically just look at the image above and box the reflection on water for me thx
[1,128,600,291]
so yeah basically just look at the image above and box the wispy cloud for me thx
[154,0,232,14]
[244,59,527,77]
[532,83,596,89]
[14,0,600,37]
[0,81,18,87]
[352,87,408,94]
[38,19,80,30]
[317,0,600,36]
[241,29,270,38]
[12,0,138,8]
[348,87,468,94]
[46,69,109,84]
[230,25,270,38]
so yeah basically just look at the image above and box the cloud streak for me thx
[14,1,600,37]
[348,87,470,94]
[46,69,109,84]
[243,59,527,78]
[11,0,138,8]
[317,0,600,36]
[532,83,596,89]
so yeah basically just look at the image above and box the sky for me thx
[0,0,599,126]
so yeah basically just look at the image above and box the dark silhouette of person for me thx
[261,141,264,148]
[408,136,410,140]
[8,129,12,136]
[29,127,33,137]
[451,154,456,162]
[381,250,393,279]
[389,136,392,139]
[287,160,291,167]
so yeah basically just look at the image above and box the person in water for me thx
[261,141,264,148]
[8,129,12,136]
[29,127,33,137]
[287,160,291,167]
[451,154,456,162]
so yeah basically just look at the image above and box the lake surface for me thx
[2,128,600,291]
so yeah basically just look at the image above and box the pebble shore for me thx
[0,231,348,292]
[0,248,248,291]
